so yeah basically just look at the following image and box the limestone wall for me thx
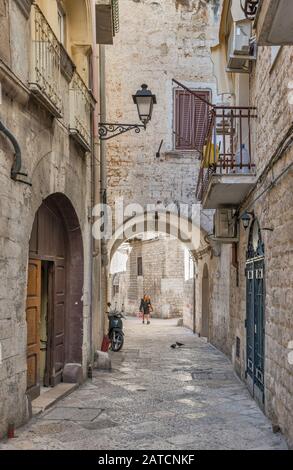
[105,0,220,216]
[0,0,97,438]
[112,237,194,320]
[194,37,293,447]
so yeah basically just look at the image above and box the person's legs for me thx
[146,313,150,325]
[142,313,145,324]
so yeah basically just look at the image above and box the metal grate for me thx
[69,72,95,150]
[30,4,62,115]
[173,79,257,203]
[112,0,120,35]
[196,105,257,202]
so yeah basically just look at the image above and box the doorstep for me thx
[31,383,79,416]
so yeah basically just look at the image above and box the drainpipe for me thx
[89,0,99,363]
[99,44,109,334]
[0,120,30,185]
[193,262,196,334]
[99,45,107,210]
[89,102,94,364]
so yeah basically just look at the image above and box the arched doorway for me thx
[246,218,265,408]
[26,194,84,400]
[201,264,210,338]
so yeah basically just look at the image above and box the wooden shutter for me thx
[175,90,210,152]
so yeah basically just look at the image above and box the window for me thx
[174,89,210,151]
[184,247,194,281]
[58,2,66,46]
[137,257,143,276]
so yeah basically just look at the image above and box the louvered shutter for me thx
[175,90,210,152]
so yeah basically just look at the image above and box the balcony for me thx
[69,72,95,152]
[196,106,257,210]
[96,0,120,45]
[29,4,62,117]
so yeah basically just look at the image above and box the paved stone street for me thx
[0,319,288,450]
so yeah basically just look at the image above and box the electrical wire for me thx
[240,160,293,218]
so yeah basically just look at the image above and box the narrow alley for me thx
[0,319,287,451]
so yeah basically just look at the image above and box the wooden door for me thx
[26,259,41,400]
[50,259,66,386]
[201,264,210,338]
[43,262,54,388]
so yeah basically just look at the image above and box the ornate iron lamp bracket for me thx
[98,122,146,141]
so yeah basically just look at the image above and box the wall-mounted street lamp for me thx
[241,211,253,230]
[241,211,274,232]
[98,84,157,140]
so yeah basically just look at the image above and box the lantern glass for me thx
[133,84,157,126]
[241,212,251,230]
[136,96,153,123]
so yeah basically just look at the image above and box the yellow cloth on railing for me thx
[202,142,219,168]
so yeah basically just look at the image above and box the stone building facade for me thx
[193,0,293,448]
[0,0,118,438]
[104,0,220,300]
[111,236,195,321]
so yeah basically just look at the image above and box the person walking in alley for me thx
[139,294,153,325]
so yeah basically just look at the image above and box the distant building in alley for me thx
[110,235,195,324]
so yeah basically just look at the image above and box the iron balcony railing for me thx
[69,72,95,151]
[112,0,120,35]
[29,4,62,117]
[196,106,257,202]
[241,0,260,20]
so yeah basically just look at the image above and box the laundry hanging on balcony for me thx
[203,141,220,168]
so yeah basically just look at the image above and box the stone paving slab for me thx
[31,383,78,415]
[0,318,289,450]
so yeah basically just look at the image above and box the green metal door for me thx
[246,220,265,408]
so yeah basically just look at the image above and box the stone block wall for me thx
[105,0,219,219]
[112,237,195,319]
[0,0,97,438]
[194,36,293,447]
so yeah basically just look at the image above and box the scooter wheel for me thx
[111,331,124,352]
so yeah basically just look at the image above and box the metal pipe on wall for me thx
[90,0,100,359]
[193,262,196,334]
[99,43,109,335]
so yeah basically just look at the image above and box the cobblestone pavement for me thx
[0,319,288,450]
